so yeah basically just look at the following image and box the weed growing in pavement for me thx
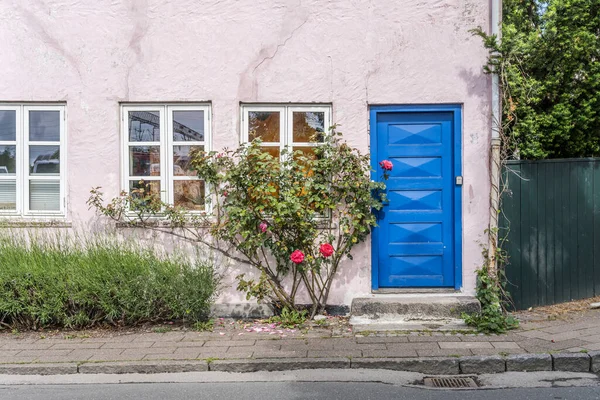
[194,320,215,332]
[268,307,308,329]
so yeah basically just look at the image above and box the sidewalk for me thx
[1,308,600,375]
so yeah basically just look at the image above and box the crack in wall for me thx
[252,17,309,75]
[123,0,150,100]
[18,0,81,79]
[237,0,310,101]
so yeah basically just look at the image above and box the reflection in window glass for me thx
[260,147,280,159]
[248,111,280,142]
[129,180,161,196]
[0,145,16,174]
[129,180,161,209]
[174,180,205,210]
[0,110,16,141]
[173,111,204,141]
[129,111,160,142]
[29,111,60,141]
[29,145,60,174]
[129,146,160,176]
[174,145,203,176]
[293,112,325,143]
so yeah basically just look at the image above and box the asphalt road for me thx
[2,382,600,400]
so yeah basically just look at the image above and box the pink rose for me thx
[290,250,305,264]
[319,243,334,258]
[259,221,268,233]
[223,190,228,197]
[379,160,393,171]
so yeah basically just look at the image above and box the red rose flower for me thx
[379,160,393,171]
[319,243,334,258]
[290,250,305,264]
[259,221,268,233]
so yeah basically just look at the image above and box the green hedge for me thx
[0,234,218,330]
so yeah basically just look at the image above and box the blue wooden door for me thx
[371,106,462,289]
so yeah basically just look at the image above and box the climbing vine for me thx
[462,234,519,333]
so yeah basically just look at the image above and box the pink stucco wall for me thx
[0,0,491,305]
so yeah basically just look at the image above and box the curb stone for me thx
[590,351,600,373]
[552,353,591,372]
[0,352,598,375]
[459,355,505,374]
[78,361,208,374]
[350,358,459,375]
[506,353,552,372]
[209,358,350,372]
[0,363,78,375]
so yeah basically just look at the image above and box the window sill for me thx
[115,220,211,229]
[114,219,336,230]
[0,219,72,228]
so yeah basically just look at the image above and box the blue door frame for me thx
[370,105,463,290]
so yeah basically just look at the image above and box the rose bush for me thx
[89,129,388,316]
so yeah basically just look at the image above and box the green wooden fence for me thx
[500,158,600,310]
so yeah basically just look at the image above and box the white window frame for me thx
[121,103,211,214]
[0,103,67,218]
[240,104,332,156]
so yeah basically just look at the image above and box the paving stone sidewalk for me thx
[1,309,600,374]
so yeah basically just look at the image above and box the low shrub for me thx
[0,233,218,330]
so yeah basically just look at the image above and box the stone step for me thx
[349,295,480,331]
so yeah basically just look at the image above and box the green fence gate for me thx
[501,158,600,310]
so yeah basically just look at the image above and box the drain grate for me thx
[423,376,479,388]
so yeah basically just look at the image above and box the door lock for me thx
[455,176,463,186]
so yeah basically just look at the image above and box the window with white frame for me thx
[241,105,331,158]
[0,104,66,217]
[121,104,210,212]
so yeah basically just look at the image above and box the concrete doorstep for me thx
[0,351,598,376]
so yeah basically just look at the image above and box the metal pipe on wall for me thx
[488,0,502,274]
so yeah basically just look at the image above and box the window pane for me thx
[29,180,60,211]
[0,180,16,211]
[260,147,280,159]
[293,111,325,143]
[128,111,160,142]
[129,146,160,176]
[174,145,203,176]
[29,111,60,141]
[248,111,280,142]
[0,110,16,141]
[29,145,60,175]
[174,180,205,211]
[129,180,161,205]
[0,145,16,174]
[173,111,204,142]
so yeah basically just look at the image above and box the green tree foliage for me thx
[475,0,600,159]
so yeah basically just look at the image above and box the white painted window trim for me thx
[0,104,67,218]
[121,103,211,214]
[240,104,332,155]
